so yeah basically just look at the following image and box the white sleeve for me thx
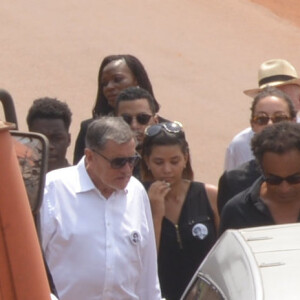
[224,143,236,171]
[40,179,57,254]
[224,127,254,171]
[137,189,162,300]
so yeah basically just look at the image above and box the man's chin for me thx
[114,176,131,190]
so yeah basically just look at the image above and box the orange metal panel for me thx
[0,122,51,300]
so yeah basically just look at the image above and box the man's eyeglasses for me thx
[264,173,300,185]
[92,149,140,169]
[252,113,291,126]
[145,121,183,137]
[122,113,153,125]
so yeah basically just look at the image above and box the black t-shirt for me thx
[217,159,261,214]
[219,177,300,235]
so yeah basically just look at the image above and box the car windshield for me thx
[183,273,226,300]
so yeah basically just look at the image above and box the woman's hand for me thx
[148,180,171,250]
[148,180,171,218]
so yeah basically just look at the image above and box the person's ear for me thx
[250,118,256,131]
[183,152,189,167]
[153,114,159,124]
[144,156,150,170]
[84,148,94,163]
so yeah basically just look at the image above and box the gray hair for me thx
[85,116,135,151]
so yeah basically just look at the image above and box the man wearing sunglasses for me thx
[40,117,161,300]
[219,121,300,234]
[115,86,158,152]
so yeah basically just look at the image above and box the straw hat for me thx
[243,59,300,97]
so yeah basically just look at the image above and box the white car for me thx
[181,223,300,300]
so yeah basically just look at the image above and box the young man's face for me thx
[116,98,157,150]
[262,148,300,203]
[29,118,70,171]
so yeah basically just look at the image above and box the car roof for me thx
[238,223,300,300]
[195,223,300,300]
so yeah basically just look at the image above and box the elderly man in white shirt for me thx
[41,116,161,300]
[224,59,300,171]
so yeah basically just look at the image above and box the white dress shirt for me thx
[41,157,161,300]
[224,127,255,171]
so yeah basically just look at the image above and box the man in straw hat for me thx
[224,59,300,171]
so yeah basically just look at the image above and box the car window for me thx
[12,131,48,214]
[183,273,226,300]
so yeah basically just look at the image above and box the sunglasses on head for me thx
[252,113,291,126]
[263,173,300,185]
[145,121,183,137]
[92,149,141,169]
[121,113,153,125]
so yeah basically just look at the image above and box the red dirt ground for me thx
[252,0,300,28]
[1,0,300,185]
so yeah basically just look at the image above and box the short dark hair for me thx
[250,86,296,120]
[92,54,160,117]
[251,121,300,166]
[141,123,194,181]
[115,86,157,114]
[26,97,72,130]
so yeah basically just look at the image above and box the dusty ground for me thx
[252,0,300,27]
[1,0,300,185]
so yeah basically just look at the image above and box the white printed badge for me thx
[192,223,208,240]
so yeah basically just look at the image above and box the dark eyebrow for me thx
[266,172,300,177]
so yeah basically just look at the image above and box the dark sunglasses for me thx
[145,121,183,137]
[92,149,140,169]
[122,113,153,125]
[264,173,300,185]
[252,113,291,126]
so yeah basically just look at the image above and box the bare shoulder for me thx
[204,183,218,199]
[204,183,219,229]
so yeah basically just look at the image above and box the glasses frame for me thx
[145,121,183,137]
[121,113,153,125]
[92,149,141,169]
[251,113,291,126]
[263,173,300,185]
